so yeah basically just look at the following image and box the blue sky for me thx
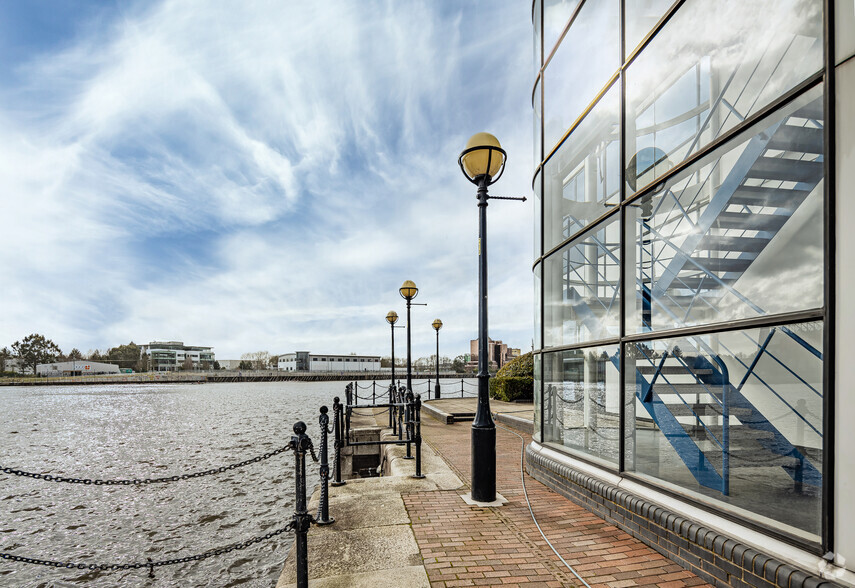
[0,0,535,361]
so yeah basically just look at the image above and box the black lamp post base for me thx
[470,425,496,503]
[435,384,441,400]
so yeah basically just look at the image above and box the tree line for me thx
[0,334,223,375]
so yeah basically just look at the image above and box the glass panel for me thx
[623,322,823,538]
[545,212,621,347]
[534,352,543,442]
[534,0,543,70]
[534,262,543,350]
[625,0,674,57]
[534,79,543,169]
[544,0,619,151]
[626,0,822,191]
[836,0,855,65]
[544,83,620,250]
[543,0,581,59]
[543,345,621,465]
[626,87,823,333]
[534,170,543,259]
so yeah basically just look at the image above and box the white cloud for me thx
[0,0,535,360]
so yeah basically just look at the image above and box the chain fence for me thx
[1,444,293,486]
[0,522,295,575]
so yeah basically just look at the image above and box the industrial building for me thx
[36,360,119,376]
[277,352,381,372]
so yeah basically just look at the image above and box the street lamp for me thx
[386,311,400,385]
[432,319,443,399]
[386,310,404,429]
[399,280,419,395]
[458,132,525,503]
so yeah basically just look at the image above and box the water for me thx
[0,381,348,587]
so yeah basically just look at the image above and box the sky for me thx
[0,0,536,361]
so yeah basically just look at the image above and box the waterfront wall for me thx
[0,371,463,386]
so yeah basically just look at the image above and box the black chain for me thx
[0,521,295,572]
[1,444,294,486]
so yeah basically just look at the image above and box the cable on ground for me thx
[495,420,592,588]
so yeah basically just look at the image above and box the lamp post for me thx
[458,132,525,503]
[386,311,400,385]
[386,310,403,429]
[432,319,443,399]
[399,280,419,394]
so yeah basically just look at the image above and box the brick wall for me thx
[525,445,840,588]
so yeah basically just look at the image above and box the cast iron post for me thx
[413,393,425,479]
[331,396,345,487]
[404,389,414,459]
[316,406,334,525]
[290,421,313,588]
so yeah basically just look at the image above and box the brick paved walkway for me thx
[404,417,712,588]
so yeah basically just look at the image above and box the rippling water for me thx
[0,381,355,587]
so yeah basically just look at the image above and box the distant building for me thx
[277,352,381,372]
[468,338,516,370]
[37,360,119,377]
[4,358,31,375]
[140,341,215,372]
[218,359,242,370]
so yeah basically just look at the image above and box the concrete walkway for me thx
[278,398,710,587]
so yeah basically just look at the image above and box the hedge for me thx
[489,376,534,402]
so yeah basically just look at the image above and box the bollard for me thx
[290,421,314,588]
[316,406,335,525]
[331,397,346,487]
[413,393,425,479]
[404,389,414,460]
[372,380,376,404]
[461,379,464,398]
[346,383,352,407]
[397,386,404,441]
[388,384,394,429]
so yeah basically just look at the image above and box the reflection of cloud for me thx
[0,1,535,358]
[628,0,822,159]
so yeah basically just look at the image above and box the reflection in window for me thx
[626,0,822,189]
[624,0,674,57]
[534,353,543,442]
[542,0,581,59]
[544,0,619,151]
[543,345,622,465]
[626,87,823,333]
[533,0,543,70]
[545,212,620,347]
[623,322,823,537]
[534,263,542,349]
[534,79,543,167]
[544,83,620,250]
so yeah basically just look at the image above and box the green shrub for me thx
[496,352,533,379]
[489,376,533,402]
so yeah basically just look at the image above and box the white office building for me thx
[277,351,381,372]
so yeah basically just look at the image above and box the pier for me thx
[276,395,710,588]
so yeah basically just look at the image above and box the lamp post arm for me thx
[487,195,527,201]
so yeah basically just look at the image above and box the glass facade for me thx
[532,0,827,544]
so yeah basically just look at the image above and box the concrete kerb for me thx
[275,424,463,587]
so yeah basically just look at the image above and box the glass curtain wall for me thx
[532,0,826,546]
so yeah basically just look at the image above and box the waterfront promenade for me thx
[277,398,709,588]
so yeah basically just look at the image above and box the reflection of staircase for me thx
[648,100,823,305]
[631,349,821,496]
